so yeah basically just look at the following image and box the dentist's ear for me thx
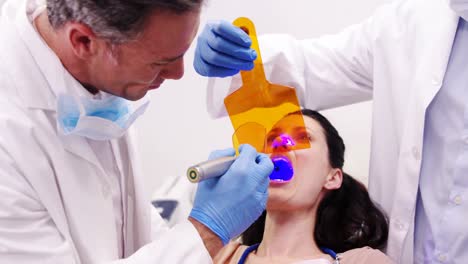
[324,168,343,190]
[66,22,101,59]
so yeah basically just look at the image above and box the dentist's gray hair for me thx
[47,0,204,44]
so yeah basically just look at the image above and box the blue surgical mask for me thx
[57,93,150,140]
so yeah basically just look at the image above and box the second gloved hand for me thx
[189,144,274,245]
[193,20,257,77]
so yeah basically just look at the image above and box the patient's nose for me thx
[271,134,295,152]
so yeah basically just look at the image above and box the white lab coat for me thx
[207,0,458,263]
[0,0,211,263]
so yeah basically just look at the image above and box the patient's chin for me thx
[266,190,295,210]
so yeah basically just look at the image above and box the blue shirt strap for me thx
[238,244,260,264]
[238,244,338,264]
[320,247,338,259]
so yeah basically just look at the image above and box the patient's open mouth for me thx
[269,155,294,182]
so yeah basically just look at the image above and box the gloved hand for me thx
[189,144,273,245]
[193,20,258,77]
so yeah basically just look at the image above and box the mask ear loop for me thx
[55,93,83,135]
[75,95,86,117]
[57,63,88,118]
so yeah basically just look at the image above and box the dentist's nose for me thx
[160,57,185,80]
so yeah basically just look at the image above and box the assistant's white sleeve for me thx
[206,3,396,118]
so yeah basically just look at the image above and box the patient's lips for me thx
[269,155,294,183]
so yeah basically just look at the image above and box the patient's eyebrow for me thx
[292,126,309,133]
[267,127,283,135]
[292,127,317,139]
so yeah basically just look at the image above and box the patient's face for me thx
[265,115,334,212]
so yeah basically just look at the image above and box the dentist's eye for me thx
[150,63,164,69]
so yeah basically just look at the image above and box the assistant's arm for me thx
[197,5,398,118]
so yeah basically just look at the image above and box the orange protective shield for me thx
[224,17,310,153]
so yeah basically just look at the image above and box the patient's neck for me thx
[256,208,323,259]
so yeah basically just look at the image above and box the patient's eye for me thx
[295,131,312,142]
[266,133,279,144]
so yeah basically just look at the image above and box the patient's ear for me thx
[324,169,343,190]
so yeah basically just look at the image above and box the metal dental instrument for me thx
[188,134,298,183]
[187,155,295,183]
[187,156,237,183]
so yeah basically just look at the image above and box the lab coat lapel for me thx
[387,1,459,261]
[59,133,104,170]
[413,0,458,109]
[395,0,457,206]
[2,2,118,260]
[55,133,119,261]
[122,129,152,256]
[7,0,120,260]
[109,137,137,256]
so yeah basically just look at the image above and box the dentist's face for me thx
[89,9,200,101]
[265,115,339,212]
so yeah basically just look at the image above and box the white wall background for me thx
[136,0,392,199]
[0,0,391,199]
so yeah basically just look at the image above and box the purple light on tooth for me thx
[272,134,296,149]
[269,156,294,182]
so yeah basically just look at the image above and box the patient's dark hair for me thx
[242,109,388,253]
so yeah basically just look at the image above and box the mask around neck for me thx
[57,93,150,141]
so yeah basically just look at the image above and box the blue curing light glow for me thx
[269,156,294,182]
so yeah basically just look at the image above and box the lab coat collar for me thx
[7,0,115,170]
[12,0,92,111]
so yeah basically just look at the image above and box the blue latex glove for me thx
[189,145,273,244]
[193,20,258,77]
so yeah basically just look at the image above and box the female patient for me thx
[215,109,393,264]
